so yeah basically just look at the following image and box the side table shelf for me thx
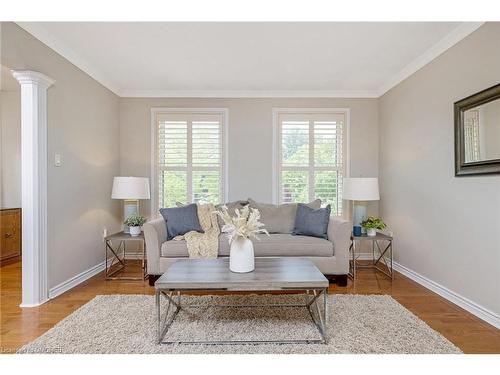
[105,231,147,280]
[349,233,393,280]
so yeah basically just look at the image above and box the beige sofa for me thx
[144,215,352,286]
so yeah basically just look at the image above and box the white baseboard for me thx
[355,252,375,260]
[48,255,144,300]
[48,261,106,299]
[393,262,500,329]
[354,253,499,328]
[119,252,144,260]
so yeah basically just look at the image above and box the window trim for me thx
[150,107,229,218]
[272,107,350,216]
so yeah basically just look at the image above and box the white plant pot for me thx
[129,226,141,237]
[366,228,377,237]
[229,237,255,273]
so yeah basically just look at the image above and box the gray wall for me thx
[379,23,500,316]
[119,97,379,217]
[1,22,122,289]
[0,89,21,208]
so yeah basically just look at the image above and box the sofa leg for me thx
[335,274,348,287]
[148,275,160,286]
[326,274,348,286]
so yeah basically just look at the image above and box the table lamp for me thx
[342,177,380,236]
[111,176,150,233]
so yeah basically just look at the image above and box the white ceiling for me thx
[17,22,483,97]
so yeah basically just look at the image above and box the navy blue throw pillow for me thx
[292,204,331,239]
[159,204,204,240]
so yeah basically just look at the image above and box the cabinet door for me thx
[0,209,21,261]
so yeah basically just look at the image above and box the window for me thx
[273,109,348,216]
[152,109,227,213]
[464,109,481,162]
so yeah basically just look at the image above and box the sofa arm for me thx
[327,217,352,274]
[143,218,167,275]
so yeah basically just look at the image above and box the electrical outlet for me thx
[103,228,107,241]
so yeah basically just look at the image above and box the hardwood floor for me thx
[1,260,499,353]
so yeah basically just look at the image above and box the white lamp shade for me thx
[111,177,150,200]
[342,177,380,201]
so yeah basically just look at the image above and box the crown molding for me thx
[17,22,485,99]
[119,89,379,98]
[16,22,121,95]
[377,22,484,96]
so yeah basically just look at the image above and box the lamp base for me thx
[123,200,139,233]
[353,202,367,235]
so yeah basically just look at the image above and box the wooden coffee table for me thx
[155,258,329,345]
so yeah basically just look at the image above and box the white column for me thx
[12,70,54,307]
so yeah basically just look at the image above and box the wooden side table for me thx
[349,233,393,280]
[105,231,147,280]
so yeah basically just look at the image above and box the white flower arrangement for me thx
[215,205,270,243]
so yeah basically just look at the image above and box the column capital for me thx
[11,70,55,88]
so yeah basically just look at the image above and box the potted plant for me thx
[124,214,147,237]
[215,205,269,273]
[360,216,387,237]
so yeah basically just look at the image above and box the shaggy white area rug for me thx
[18,294,461,354]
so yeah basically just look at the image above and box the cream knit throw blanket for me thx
[174,203,220,259]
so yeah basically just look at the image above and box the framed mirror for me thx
[455,83,500,176]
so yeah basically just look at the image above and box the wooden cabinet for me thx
[1,208,21,265]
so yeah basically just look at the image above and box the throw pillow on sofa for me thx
[292,203,331,239]
[159,203,204,240]
[215,200,248,228]
[247,198,321,234]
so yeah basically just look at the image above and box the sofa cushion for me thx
[161,234,333,258]
[247,198,321,234]
[219,234,333,257]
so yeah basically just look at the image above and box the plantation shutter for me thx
[464,110,481,162]
[156,112,224,209]
[278,112,346,216]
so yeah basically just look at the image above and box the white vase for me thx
[229,237,255,273]
[129,226,141,237]
[366,228,377,237]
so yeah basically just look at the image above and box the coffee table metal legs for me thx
[156,289,328,345]
[156,291,181,343]
[306,289,327,341]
